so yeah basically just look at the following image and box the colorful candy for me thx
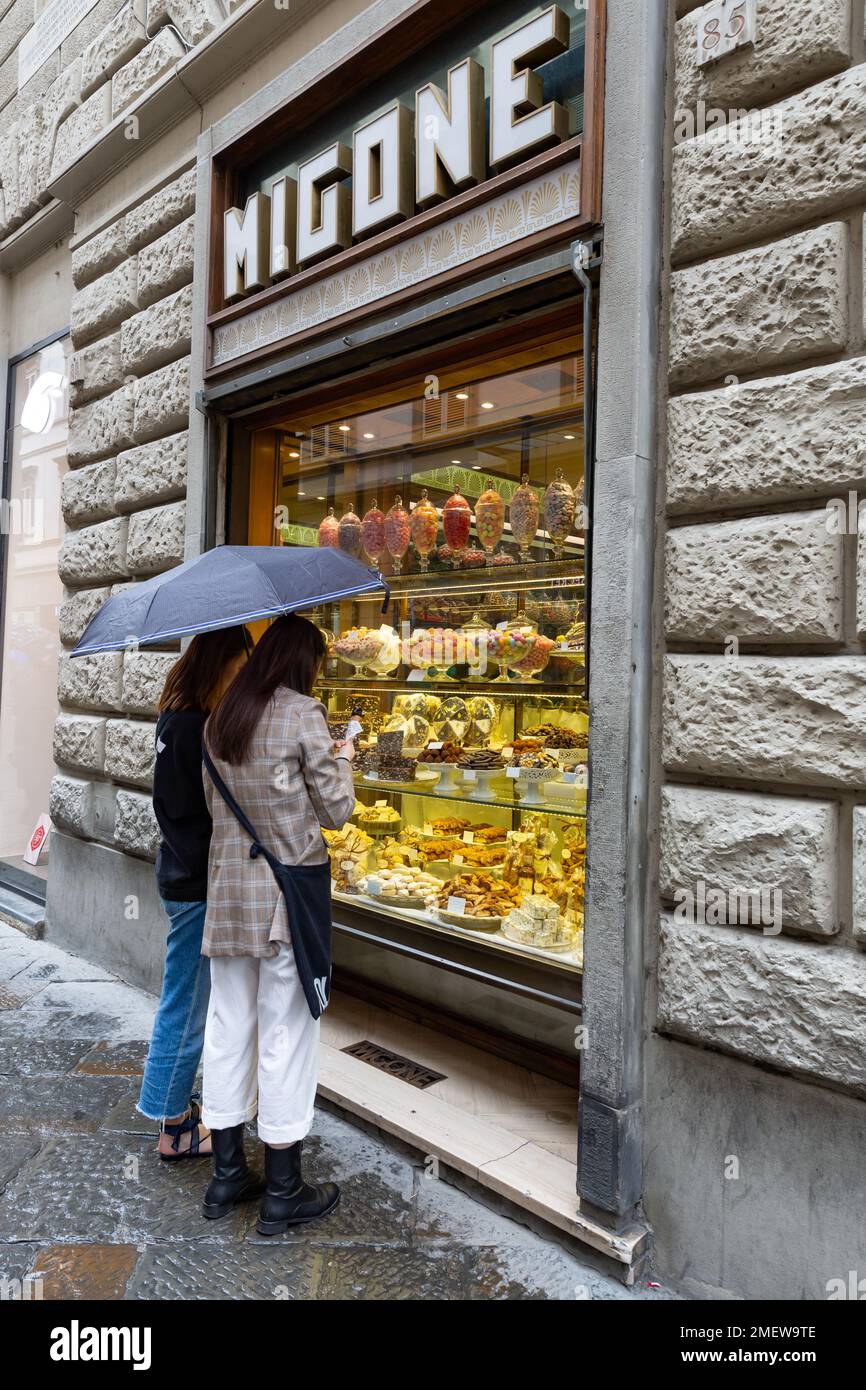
[442,485,471,561]
[318,507,339,547]
[509,475,539,562]
[410,490,439,572]
[384,496,410,572]
[543,469,576,558]
[475,487,505,556]
[361,500,386,562]
[338,504,363,558]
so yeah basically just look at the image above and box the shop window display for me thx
[256,334,587,971]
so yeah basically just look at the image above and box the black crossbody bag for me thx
[201,741,332,1019]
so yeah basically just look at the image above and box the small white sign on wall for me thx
[18,0,101,89]
[697,0,757,67]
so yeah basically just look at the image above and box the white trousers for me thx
[201,945,320,1145]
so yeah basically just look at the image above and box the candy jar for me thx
[543,469,576,559]
[384,495,410,573]
[318,507,339,548]
[361,499,386,563]
[509,475,539,563]
[442,485,471,565]
[409,489,439,572]
[338,503,363,558]
[475,487,505,558]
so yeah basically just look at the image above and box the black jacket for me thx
[153,709,211,902]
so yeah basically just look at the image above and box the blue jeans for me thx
[138,899,210,1122]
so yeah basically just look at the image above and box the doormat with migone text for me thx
[341,1040,446,1089]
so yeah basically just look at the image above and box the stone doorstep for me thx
[317,1042,649,1279]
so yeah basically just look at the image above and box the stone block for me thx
[61,459,118,528]
[660,785,839,937]
[667,358,866,513]
[669,223,848,387]
[59,587,112,648]
[125,166,195,252]
[672,64,866,261]
[68,383,135,466]
[146,0,225,48]
[110,26,184,116]
[674,0,851,121]
[52,713,107,775]
[136,215,194,308]
[57,651,124,712]
[72,222,127,290]
[49,774,94,838]
[114,788,159,859]
[853,806,866,943]
[104,718,155,788]
[81,0,147,98]
[38,57,82,188]
[126,500,186,575]
[665,511,843,643]
[69,331,124,407]
[114,431,187,512]
[856,501,866,639]
[658,917,866,1096]
[132,358,190,442]
[664,655,866,788]
[58,516,129,585]
[70,260,138,349]
[51,84,111,180]
[120,282,192,375]
[121,650,176,715]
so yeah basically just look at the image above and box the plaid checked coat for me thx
[200,687,355,957]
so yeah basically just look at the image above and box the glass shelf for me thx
[332,890,582,972]
[319,677,586,699]
[354,771,587,818]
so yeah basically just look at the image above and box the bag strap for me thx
[201,739,279,872]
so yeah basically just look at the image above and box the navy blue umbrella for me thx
[71,545,389,656]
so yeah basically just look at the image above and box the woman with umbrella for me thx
[137,625,252,1161]
[199,614,356,1230]
[72,545,388,1217]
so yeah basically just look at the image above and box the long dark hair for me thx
[206,614,326,764]
[159,626,252,713]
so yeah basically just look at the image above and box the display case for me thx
[250,330,587,976]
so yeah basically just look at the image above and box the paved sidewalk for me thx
[0,921,672,1301]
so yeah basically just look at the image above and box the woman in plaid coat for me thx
[199,614,356,1231]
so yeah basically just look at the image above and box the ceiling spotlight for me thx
[451,459,461,465]
[363,432,375,439]
[481,401,495,410]
[316,496,326,502]
[338,424,351,432]
[289,450,300,458]
[563,434,576,441]
[472,464,482,470]
[455,391,469,401]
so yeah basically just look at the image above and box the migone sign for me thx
[223,5,573,305]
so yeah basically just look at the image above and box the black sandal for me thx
[159,1097,211,1162]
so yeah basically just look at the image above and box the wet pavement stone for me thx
[74,1040,149,1076]
[31,1243,140,1300]
[0,925,672,1301]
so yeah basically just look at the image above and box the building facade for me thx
[1,0,865,1299]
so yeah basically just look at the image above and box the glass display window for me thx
[0,335,70,878]
[245,330,587,972]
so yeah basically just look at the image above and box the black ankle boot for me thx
[256,1140,340,1235]
[202,1123,265,1219]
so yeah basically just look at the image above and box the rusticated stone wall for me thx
[49,165,195,863]
[659,0,866,1097]
[0,1,230,239]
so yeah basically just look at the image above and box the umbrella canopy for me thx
[71,545,389,656]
